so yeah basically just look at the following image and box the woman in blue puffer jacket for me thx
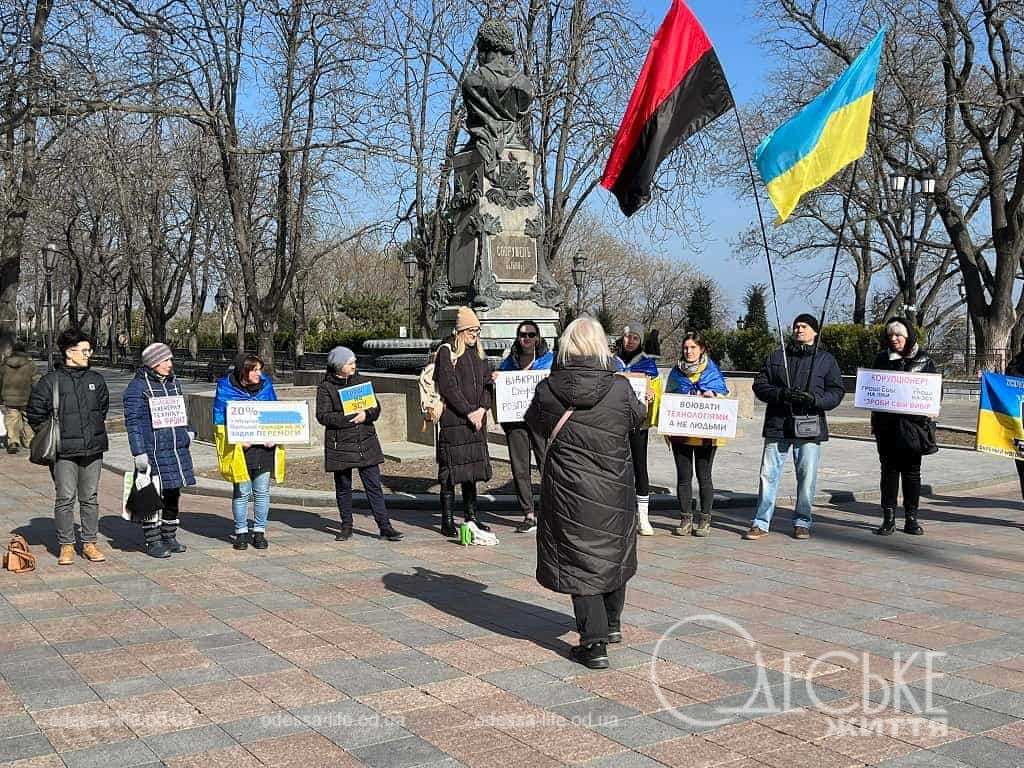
[123,343,195,558]
[664,332,728,538]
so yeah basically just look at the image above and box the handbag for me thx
[125,469,164,524]
[3,534,36,574]
[29,377,61,466]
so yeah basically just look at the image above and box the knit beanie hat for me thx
[455,306,481,332]
[327,346,356,370]
[792,313,820,333]
[622,320,645,339]
[141,342,173,369]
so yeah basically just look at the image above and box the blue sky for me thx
[626,0,813,324]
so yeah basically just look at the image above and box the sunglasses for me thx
[518,332,538,339]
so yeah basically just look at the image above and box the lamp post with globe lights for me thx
[41,242,59,371]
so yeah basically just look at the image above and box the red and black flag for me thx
[601,0,733,216]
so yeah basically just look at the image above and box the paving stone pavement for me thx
[3,453,1024,767]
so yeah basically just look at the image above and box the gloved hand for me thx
[133,454,150,473]
[778,387,793,403]
[790,390,816,408]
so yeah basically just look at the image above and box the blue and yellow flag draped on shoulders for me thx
[977,373,1024,459]
[755,28,886,224]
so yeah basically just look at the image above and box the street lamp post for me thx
[215,285,230,356]
[571,251,588,316]
[958,281,971,374]
[887,166,936,327]
[736,317,745,331]
[41,242,58,371]
[402,253,418,338]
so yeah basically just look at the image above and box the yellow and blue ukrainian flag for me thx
[755,28,886,224]
[976,373,1024,459]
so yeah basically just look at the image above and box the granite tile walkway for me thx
[2,452,1024,767]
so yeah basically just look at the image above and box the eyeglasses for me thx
[71,347,93,356]
[463,327,480,334]
[518,332,538,339]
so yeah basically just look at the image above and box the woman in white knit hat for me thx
[433,306,493,537]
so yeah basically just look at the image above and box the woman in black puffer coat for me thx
[870,318,938,537]
[434,306,493,537]
[316,347,402,542]
[525,317,646,670]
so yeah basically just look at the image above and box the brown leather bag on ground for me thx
[3,534,37,573]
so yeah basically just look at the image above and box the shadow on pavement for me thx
[382,567,575,652]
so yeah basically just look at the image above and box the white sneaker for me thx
[637,495,654,535]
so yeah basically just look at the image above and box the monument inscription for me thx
[491,236,537,281]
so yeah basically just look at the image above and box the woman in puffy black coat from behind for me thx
[870,318,937,537]
[525,317,646,671]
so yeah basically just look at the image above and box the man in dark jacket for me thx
[745,314,845,540]
[1,343,39,453]
[27,329,110,565]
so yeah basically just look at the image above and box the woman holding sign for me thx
[435,307,493,537]
[213,354,285,550]
[493,321,553,533]
[123,343,195,558]
[664,333,728,537]
[316,346,403,542]
[870,319,937,536]
[614,321,660,535]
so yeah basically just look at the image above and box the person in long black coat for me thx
[316,346,402,542]
[435,306,493,536]
[525,317,646,670]
[870,318,938,536]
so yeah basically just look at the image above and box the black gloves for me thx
[779,387,794,403]
[790,390,816,408]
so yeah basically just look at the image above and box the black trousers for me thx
[879,451,922,511]
[671,442,717,515]
[572,586,626,646]
[629,429,650,496]
[504,422,546,517]
[1017,460,1024,500]
[333,465,390,530]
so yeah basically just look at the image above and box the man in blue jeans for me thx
[745,314,845,540]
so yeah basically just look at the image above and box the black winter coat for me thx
[435,345,492,485]
[870,347,939,457]
[316,372,385,472]
[27,365,109,458]
[524,356,646,596]
[753,343,845,442]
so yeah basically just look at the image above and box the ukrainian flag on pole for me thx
[977,373,1024,459]
[755,28,886,224]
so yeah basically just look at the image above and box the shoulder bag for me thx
[29,376,61,466]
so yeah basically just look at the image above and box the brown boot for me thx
[58,544,75,565]
[743,526,767,541]
[672,513,693,537]
[693,512,712,537]
[82,543,106,562]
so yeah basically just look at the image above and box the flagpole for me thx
[732,105,791,386]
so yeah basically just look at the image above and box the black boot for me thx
[903,508,924,535]
[875,507,896,535]
[462,482,489,532]
[233,532,249,550]
[570,642,609,669]
[440,490,457,537]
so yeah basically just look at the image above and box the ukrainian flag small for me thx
[976,373,1024,459]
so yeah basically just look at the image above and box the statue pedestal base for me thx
[437,300,559,347]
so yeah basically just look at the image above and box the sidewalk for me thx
[3,454,1024,768]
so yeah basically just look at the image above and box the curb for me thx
[101,456,1021,514]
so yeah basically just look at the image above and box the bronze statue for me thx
[462,19,534,179]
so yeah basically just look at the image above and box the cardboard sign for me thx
[340,382,377,415]
[226,401,310,444]
[853,368,942,417]
[621,373,649,405]
[148,395,188,429]
[495,370,550,423]
[657,393,739,439]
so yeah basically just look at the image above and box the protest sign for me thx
[494,370,550,422]
[657,393,738,439]
[148,395,188,429]
[226,401,310,444]
[621,373,649,405]
[340,382,377,415]
[853,368,942,417]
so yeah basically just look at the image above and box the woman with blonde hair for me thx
[525,317,646,669]
[434,307,493,536]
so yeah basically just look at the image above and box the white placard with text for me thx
[148,396,188,429]
[494,370,550,423]
[226,401,311,444]
[853,368,942,417]
[657,393,738,439]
